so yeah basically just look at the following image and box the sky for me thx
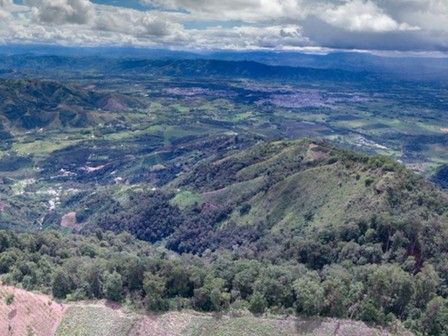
[0,0,447,52]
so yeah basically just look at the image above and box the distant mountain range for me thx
[1,44,447,81]
[0,54,366,82]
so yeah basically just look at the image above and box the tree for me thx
[52,270,72,299]
[102,271,123,302]
[5,293,14,305]
[249,292,267,315]
[192,275,228,312]
[232,261,259,299]
[253,265,295,308]
[414,263,439,308]
[143,272,167,311]
[293,272,324,316]
[83,263,103,299]
[163,264,194,298]
[0,231,11,253]
[0,252,16,274]
[210,288,230,312]
[419,297,448,336]
[358,299,385,325]
[367,264,414,316]
[125,259,145,292]
[321,265,354,317]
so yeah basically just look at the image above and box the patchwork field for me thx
[1,72,447,230]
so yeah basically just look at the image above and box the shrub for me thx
[102,271,123,302]
[5,293,14,305]
[248,292,267,315]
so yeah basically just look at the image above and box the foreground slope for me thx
[0,285,409,336]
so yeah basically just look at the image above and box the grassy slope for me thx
[55,305,136,336]
[173,139,448,234]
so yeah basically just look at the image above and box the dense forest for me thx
[1,140,448,335]
[0,229,447,336]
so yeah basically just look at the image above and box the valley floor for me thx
[0,285,411,336]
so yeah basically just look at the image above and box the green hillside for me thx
[166,140,448,263]
[0,79,144,130]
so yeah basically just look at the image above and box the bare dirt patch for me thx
[304,143,330,163]
[0,285,66,336]
[82,165,106,173]
[0,201,9,212]
[60,212,79,229]
[129,311,196,336]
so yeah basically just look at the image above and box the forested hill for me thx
[95,139,448,275]
[96,139,448,260]
[0,79,144,129]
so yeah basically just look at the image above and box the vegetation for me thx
[5,293,14,305]
[0,220,445,335]
[2,140,447,334]
[55,306,135,336]
[1,54,448,335]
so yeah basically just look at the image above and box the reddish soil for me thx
[99,96,127,111]
[0,286,66,336]
[60,212,79,229]
[0,201,8,212]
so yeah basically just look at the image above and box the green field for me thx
[55,305,136,336]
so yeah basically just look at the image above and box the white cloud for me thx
[141,0,310,22]
[0,0,446,51]
[385,0,448,32]
[188,24,310,50]
[94,7,183,38]
[0,0,12,7]
[26,0,94,24]
[321,0,419,32]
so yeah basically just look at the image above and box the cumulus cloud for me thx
[188,24,310,50]
[140,0,311,22]
[321,0,419,32]
[0,0,12,6]
[0,0,446,51]
[26,0,94,24]
[94,7,183,38]
[383,0,448,32]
